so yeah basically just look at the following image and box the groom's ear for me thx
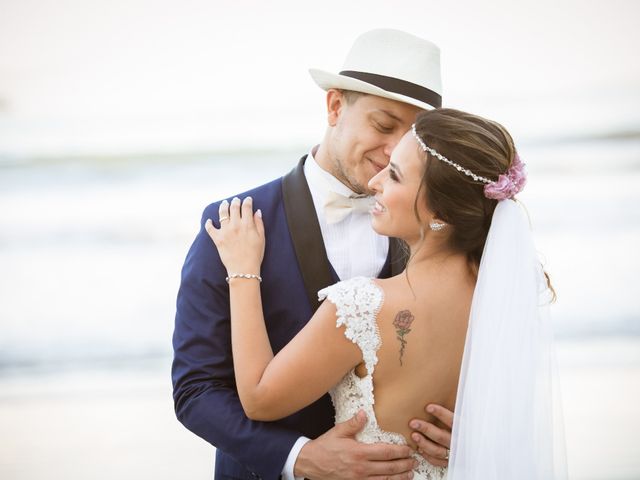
[326,89,345,127]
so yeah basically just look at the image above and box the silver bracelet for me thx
[225,273,262,283]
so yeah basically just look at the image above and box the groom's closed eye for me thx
[374,121,395,133]
[371,110,402,133]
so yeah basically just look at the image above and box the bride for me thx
[206,108,567,479]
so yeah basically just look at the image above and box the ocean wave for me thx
[0,319,637,378]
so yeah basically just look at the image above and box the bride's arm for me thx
[207,197,361,421]
[227,280,360,420]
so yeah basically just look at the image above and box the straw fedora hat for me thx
[309,29,442,111]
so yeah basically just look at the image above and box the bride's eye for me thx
[389,169,400,181]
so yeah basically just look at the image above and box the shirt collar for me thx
[305,147,359,199]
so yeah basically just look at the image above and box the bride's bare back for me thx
[363,254,475,449]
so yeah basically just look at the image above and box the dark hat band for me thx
[339,70,442,108]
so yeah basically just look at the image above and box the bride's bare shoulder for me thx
[374,257,475,328]
[376,255,474,293]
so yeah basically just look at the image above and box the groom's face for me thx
[326,91,421,195]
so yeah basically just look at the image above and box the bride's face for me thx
[368,131,431,241]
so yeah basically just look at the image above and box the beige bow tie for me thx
[323,191,375,224]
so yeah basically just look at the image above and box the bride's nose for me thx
[368,170,384,193]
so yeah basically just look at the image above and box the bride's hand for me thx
[205,196,265,275]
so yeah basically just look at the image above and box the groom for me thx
[172,29,453,480]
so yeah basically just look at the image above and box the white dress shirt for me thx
[282,149,389,479]
[304,148,389,280]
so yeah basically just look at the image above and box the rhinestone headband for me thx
[411,123,527,200]
[411,124,492,184]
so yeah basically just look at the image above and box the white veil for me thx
[448,200,567,479]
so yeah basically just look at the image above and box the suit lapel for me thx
[282,157,407,307]
[376,237,406,279]
[389,237,406,276]
[282,156,334,312]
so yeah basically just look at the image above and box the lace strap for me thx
[318,277,384,375]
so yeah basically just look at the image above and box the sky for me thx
[0,0,639,155]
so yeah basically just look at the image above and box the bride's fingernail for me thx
[232,197,240,203]
[412,433,421,442]
[246,196,252,201]
[256,209,262,218]
[410,421,419,429]
[221,199,228,205]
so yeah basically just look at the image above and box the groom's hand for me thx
[409,404,453,468]
[295,410,417,479]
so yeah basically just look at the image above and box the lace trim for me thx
[318,277,384,375]
[319,277,446,480]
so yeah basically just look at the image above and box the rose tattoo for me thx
[393,310,414,366]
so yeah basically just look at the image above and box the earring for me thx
[429,220,447,232]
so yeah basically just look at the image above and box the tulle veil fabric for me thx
[448,200,567,479]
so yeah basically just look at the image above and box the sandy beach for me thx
[0,364,213,480]
[1,339,639,480]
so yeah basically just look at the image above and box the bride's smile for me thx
[368,131,434,244]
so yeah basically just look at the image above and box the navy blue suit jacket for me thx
[172,156,403,479]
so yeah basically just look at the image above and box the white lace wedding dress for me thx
[319,276,447,480]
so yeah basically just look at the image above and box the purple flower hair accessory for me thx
[483,153,527,201]
[411,124,528,201]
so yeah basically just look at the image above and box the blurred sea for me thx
[1,134,640,480]
[1,137,640,375]
[1,142,640,372]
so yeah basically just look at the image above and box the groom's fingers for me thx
[356,450,416,477]
[359,442,413,461]
[410,407,452,468]
[301,417,415,479]
[366,458,417,476]
[411,430,449,467]
[425,403,453,428]
[347,442,416,477]
[410,420,451,449]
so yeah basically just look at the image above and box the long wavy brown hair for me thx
[410,108,555,298]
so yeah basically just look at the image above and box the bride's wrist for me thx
[225,272,262,283]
